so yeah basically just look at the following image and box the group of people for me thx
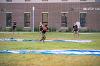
[11,20,80,42]
[39,21,80,42]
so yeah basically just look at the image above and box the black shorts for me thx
[74,29,78,32]
[74,29,79,34]
[12,26,16,31]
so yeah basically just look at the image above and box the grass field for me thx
[0,32,100,66]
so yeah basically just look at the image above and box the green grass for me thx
[0,32,100,50]
[0,32,100,66]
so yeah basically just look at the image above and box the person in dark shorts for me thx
[12,20,16,32]
[73,23,79,38]
[12,22,16,31]
[11,20,16,39]
[40,24,48,42]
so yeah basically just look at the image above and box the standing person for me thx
[11,20,16,39]
[12,20,16,32]
[72,23,79,38]
[40,24,48,42]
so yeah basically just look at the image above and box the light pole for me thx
[32,6,35,32]
[0,8,5,31]
[1,8,5,40]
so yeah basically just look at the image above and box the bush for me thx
[16,27,23,31]
[34,27,39,32]
[48,28,56,32]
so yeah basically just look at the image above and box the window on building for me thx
[61,13,67,27]
[80,0,87,1]
[80,13,87,27]
[42,12,48,25]
[25,0,31,2]
[62,0,68,1]
[42,0,48,1]
[24,12,30,27]
[6,0,12,2]
[6,13,12,27]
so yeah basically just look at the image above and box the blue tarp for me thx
[0,50,100,56]
[0,38,92,43]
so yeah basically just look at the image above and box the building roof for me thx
[0,0,97,3]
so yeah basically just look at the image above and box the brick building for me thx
[0,0,100,31]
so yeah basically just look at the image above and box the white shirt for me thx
[76,21,80,28]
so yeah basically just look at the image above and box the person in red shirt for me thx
[40,24,48,42]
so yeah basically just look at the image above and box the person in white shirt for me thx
[76,21,80,29]
[72,21,80,38]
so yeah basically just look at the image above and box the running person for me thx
[40,24,48,42]
[73,23,79,38]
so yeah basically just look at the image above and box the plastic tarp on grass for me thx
[0,38,92,43]
[0,50,100,56]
